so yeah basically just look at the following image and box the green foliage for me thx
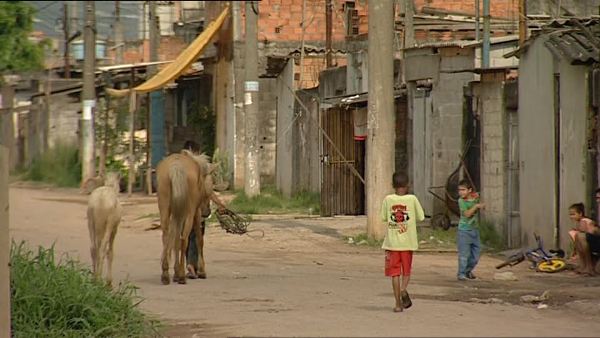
[343,233,383,247]
[95,97,144,184]
[24,142,81,187]
[187,104,215,156]
[417,226,458,250]
[10,242,161,338]
[0,1,48,75]
[479,219,505,252]
[229,185,320,215]
[211,148,231,190]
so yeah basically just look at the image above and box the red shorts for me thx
[385,250,413,277]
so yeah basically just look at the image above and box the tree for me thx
[0,1,47,75]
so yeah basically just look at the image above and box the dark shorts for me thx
[586,233,600,255]
[385,250,413,277]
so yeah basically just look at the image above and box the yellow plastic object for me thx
[536,258,567,273]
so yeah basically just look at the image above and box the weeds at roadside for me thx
[10,241,161,338]
[228,185,320,215]
[21,143,81,188]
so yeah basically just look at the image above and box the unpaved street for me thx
[9,185,600,337]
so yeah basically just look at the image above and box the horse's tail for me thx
[168,163,188,220]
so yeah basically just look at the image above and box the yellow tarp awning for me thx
[106,5,229,96]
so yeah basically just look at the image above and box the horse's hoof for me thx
[177,276,187,285]
[197,271,207,279]
[161,275,170,285]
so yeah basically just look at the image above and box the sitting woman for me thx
[574,229,600,275]
[568,203,596,241]
[567,203,596,261]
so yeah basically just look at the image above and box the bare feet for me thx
[393,298,404,312]
[187,265,198,279]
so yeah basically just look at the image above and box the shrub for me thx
[228,185,320,214]
[10,242,160,337]
[24,142,81,187]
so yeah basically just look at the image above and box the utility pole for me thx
[475,0,480,41]
[232,1,245,189]
[63,3,71,78]
[404,0,414,48]
[298,0,306,87]
[128,69,136,197]
[114,0,124,64]
[146,1,158,195]
[519,0,527,47]
[482,0,490,68]
[325,0,333,68]
[244,1,260,197]
[70,2,78,33]
[367,0,395,240]
[0,107,11,338]
[81,1,96,184]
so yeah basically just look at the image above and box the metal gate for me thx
[320,107,365,216]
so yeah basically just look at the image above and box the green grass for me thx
[22,143,81,187]
[479,220,506,252]
[343,233,384,247]
[10,242,161,338]
[343,220,505,252]
[228,185,320,215]
[417,226,458,249]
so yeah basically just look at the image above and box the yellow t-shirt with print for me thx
[380,194,425,251]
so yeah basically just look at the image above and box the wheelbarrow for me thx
[427,141,476,230]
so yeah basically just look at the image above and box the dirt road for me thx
[9,186,600,337]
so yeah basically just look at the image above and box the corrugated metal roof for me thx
[504,18,600,64]
[405,35,519,50]
[542,18,600,64]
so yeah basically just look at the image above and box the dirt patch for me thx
[9,186,600,337]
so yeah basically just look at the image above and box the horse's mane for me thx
[181,149,211,174]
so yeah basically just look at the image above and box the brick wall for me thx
[107,36,187,65]
[251,0,368,43]
[295,55,347,89]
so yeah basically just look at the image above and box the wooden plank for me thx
[0,104,42,115]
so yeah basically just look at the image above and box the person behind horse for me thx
[186,192,226,279]
[180,140,228,279]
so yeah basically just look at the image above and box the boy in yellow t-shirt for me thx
[380,172,425,312]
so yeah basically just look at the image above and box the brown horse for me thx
[156,150,214,284]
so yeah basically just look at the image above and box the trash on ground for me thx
[494,271,518,281]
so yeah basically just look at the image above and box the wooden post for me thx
[325,0,333,68]
[366,0,395,240]
[146,93,152,195]
[128,69,136,196]
[519,0,527,47]
[298,0,306,87]
[243,1,260,197]
[0,100,11,338]
[81,1,97,184]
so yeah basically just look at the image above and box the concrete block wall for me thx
[258,78,278,184]
[430,48,475,214]
[476,75,507,234]
[48,98,80,149]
